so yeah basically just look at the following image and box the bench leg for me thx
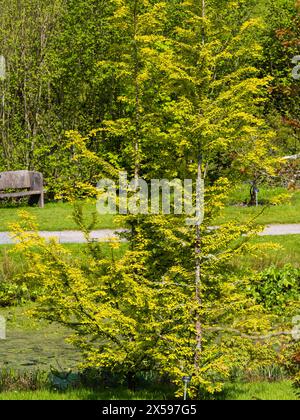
[38,191,44,208]
[28,192,44,208]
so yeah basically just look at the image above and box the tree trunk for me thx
[133,0,140,183]
[194,158,203,370]
[194,0,206,372]
[126,371,136,391]
[249,181,258,206]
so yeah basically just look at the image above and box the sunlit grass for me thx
[0,388,171,400]
[0,381,297,400]
[0,201,118,231]
[221,381,298,400]
[215,187,300,225]
[231,235,300,270]
[0,186,299,232]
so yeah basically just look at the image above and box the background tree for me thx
[258,0,300,156]
[0,0,64,170]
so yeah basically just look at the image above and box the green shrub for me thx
[0,250,40,307]
[251,265,300,315]
[0,282,31,307]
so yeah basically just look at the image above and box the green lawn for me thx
[221,380,298,400]
[0,187,299,232]
[4,234,299,270]
[0,242,128,270]
[232,234,300,270]
[215,188,300,225]
[0,381,297,400]
[0,388,171,400]
[0,201,117,231]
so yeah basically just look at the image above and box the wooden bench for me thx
[0,170,45,208]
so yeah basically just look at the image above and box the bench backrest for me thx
[0,171,43,191]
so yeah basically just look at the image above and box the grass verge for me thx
[0,201,117,231]
[220,380,298,400]
[232,235,300,270]
[216,188,300,225]
[0,381,297,400]
[0,187,299,232]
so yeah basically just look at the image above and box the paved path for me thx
[0,224,299,245]
[0,229,128,245]
[259,224,300,236]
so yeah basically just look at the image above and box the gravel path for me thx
[0,224,299,245]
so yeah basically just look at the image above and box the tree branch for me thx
[205,327,292,341]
